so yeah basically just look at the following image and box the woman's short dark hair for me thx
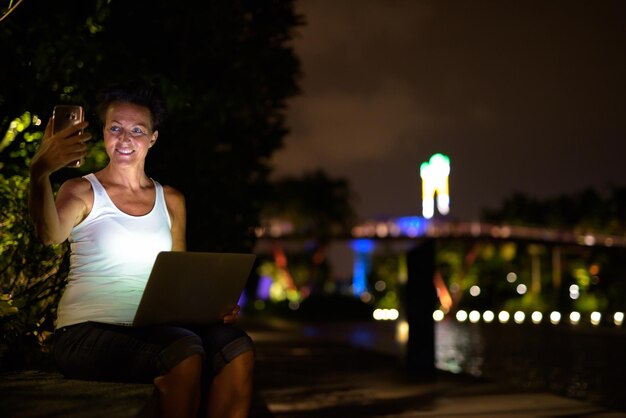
[96,79,166,130]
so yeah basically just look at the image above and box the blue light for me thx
[353,259,369,295]
[351,238,375,253]
[256,275,273,300]
[238,291,247,308]
[395,216,428,237]
[351,239,374,295]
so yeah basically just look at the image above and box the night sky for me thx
[271,0,626,222]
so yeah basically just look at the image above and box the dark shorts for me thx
[53,321,254,383]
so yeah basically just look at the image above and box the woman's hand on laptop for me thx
[222,304,241,323]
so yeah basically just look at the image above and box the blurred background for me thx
[1,0,625,411]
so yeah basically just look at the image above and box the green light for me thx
[420,153,451,218]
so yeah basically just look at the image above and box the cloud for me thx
[273,78,451,174]
[294,0,433,63]
[274,0,626,219]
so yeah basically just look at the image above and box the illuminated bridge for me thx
[253,215,626,394]
[258,215,626,247]
[254,215,626,327]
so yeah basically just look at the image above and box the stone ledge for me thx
[0,370,156,418]
[0,369,273,418]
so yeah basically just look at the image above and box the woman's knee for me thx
[200,324,253,351]
[230,350,254,378]
[154,353,203,390]
[157,333,205,375]
[207,332,255,375]
[211,350,254,395]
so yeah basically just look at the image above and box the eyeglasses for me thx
[107,125,151,138]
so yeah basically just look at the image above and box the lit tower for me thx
[420,153,450,219]
[351,239,374,296]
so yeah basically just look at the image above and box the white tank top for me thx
[56,173,173,328]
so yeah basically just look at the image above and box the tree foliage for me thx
[1,0,302,250]
[262,170,357,242]
[0,0,302,369]
[479,189,626,314]
[259,169,358,294]
[0,173,69,370]
[481,188,626,234]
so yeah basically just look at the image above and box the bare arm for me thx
[28,119,92,245]
[163,185,187,251]
[29,177,92,245]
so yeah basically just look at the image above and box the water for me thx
[302,319,626,412]
[452,320,626,411]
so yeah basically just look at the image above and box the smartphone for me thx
[52,105,85,167]
[52,105,84,134]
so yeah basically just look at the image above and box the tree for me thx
[261,170,358,292]
[481,187,626,234]
[0,0,302,368]
[480,188,626,314]
[1,0,302,251]
[262,169,357,240]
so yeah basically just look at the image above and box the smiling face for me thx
[102,101,158,167]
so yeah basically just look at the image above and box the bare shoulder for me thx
[163,185,185,204]
[57,177,93,201]
[162,185,186,213]
[55,176,94,223]
[163,185,187,249]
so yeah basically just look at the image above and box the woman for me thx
[28,82,255,418]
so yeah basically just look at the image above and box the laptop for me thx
[132,251,256,327]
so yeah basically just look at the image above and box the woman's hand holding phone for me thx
[51,105,90,168]
[30,117,92,179]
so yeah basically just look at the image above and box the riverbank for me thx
[250,315,626,417]
[1,315,625,417]
[266,315,626,412]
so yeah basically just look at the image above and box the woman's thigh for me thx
[53,322,205,382]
